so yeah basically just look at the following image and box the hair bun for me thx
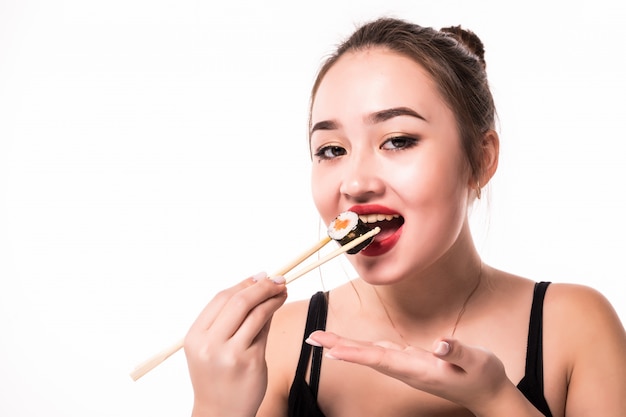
[440,26,486,69]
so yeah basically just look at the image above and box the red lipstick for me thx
[347,205,403,256]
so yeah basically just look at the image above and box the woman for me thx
[184,17,626,417]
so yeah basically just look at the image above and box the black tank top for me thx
[287,281,553,417]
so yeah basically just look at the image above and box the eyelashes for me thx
[313,135,420,161]
[314,145,347,160]
[381,135,419,151]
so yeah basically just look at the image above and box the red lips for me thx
[348,205,404,256]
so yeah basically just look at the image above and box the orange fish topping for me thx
[334,218,350,230]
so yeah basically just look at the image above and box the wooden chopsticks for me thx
[129,227,380,381]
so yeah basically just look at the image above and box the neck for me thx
[363,222,486,339]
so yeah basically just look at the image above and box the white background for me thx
[1,0,624,416]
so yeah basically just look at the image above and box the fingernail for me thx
[251,271,267,282]
[325,352,340,360]
[305,337,322,347]
[435,341,450,355]
[271,275,286,284]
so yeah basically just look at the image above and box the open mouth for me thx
[358,213,404,241]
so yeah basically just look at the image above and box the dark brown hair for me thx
[309,17,496,182]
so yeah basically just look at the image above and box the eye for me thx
[314,145,347,161]
[381,136,419,151]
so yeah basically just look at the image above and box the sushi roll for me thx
[327,211,374,254]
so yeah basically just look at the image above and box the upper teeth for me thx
[359,214,400,223]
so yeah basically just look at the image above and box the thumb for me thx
[433,338,454,357]
[432,338,472,369]
[432,338,502,377]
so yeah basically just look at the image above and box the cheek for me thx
[391,152,469,207]
[310,166,336,224]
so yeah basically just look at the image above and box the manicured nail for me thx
[435,341,450,355]
[251,271,267,282]
[271,275,286,284]
[325,352,340,360]
[305,337,322,347]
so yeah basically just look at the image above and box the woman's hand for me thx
[184,273,288,417]
[306,331,527,415]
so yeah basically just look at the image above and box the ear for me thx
[478,129,499,187]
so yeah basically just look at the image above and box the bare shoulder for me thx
[270,295,314,342]
[543,283,626,415]
[259,295,316,417]
[265,295,314,383]
[543,282,624,332]
[543,283,626,370]
[543,281,626,366]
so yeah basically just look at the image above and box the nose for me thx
[339,154,385,202]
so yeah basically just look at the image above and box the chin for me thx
[352,257,408,286]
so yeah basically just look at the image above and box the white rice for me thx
[327,210,360,240]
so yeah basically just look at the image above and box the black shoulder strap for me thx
[525,281,550,384]
[517,281,553,417]
[294,291,329,398]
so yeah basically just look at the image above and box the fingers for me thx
[188,273,262,331]
[307,331,510,410]
[431,338,511,409]
[306,332,481,379]
[432,338,504,378]
[432,338,478,369]
[186,273,287,347]
[307,330,413,367]
[229,284,288,347]
[307,332,478,375]
[307,330,421,355]
[213,275,286,342]
[306,330,343,348]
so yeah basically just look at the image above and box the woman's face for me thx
[310,48,473,283]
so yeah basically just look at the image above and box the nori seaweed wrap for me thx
[327,211,374,254]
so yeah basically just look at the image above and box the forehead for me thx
[311,48,450,124]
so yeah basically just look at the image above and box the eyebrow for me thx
[310,120,338,135]
[368,107,427,124]
[310,106,427,135]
